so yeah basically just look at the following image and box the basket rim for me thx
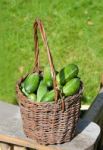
[16,73,83,106]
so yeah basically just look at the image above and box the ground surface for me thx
[0,0,103,104]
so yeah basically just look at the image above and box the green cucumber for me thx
[28,93,36,102]
[42,90,55,102]
[43,65,53,87]
[22,87,29,96]
[63,78,81,96]
[37,80,48,102]
[56,64,79,85]
[24,73,40,94]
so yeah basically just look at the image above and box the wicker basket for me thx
[16,19,83,145]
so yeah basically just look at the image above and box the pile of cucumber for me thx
[20,64,81,102]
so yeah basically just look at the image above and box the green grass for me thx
[0,0,103,104]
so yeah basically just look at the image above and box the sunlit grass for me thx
[0,0,103,104]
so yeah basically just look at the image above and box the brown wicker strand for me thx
[33,19,58,102]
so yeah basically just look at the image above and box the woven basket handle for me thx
[33,19,58,103]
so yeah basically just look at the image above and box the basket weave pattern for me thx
[16,19,83,145]
[16,78,83,145]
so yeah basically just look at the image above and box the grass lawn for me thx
[0,0,103,104]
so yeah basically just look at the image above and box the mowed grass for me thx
[0,0,103,104]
